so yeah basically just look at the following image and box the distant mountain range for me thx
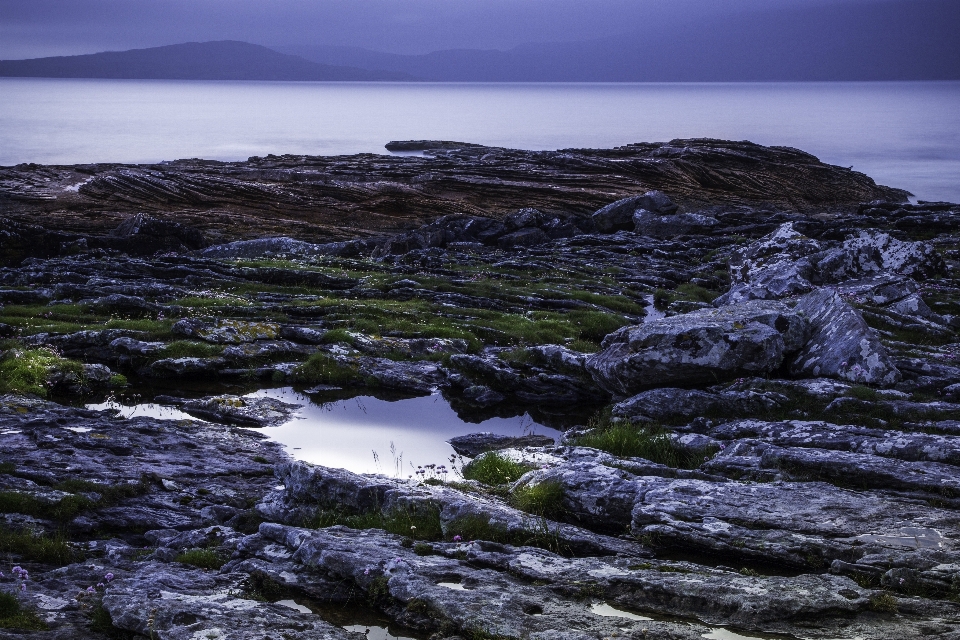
[277,0,960,81]
[0,41,410,81]
[1,0,957,83]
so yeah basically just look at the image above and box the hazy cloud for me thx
[0,0,890,58]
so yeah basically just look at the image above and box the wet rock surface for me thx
[1,140,960,639]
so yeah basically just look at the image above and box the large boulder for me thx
[717,225,943,306]
[834,230,945,281]
[716,223,822,305]
[586,301,808,396]
[592,191,677,233]
[109,213,207,254]
[633,211,719,238]
[789,288,900,386]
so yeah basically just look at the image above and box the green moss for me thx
[175,548,226,570]
[0,479,150,524]
[159,340,224,359]
[320,328,357,345]
[461,452,535,486]
[0,347,83,397]
[566,339,599,353]
[849,385,878,401]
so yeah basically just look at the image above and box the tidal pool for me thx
[90,387,562,475]
[243,387,562,474]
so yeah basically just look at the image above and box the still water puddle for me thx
[855,527,945,550]
[590,602,652,621]
[89,387,561,474]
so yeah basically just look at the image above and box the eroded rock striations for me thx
[1,141,960,639]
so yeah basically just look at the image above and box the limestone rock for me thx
[586,300,807,396]
[789,288,900,386]
[592,191,677,233]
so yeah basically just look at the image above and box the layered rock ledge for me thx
[1,140,959,639]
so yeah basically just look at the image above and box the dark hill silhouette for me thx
[0,41,412,81]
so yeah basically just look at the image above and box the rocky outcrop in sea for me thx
[1,140,960,639]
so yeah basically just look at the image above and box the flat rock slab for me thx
[447,432,556,457]
[172,394,302,427]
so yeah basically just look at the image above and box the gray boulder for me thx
[789,289,900,386]
[716,222,821,305]
[836,230,945,281]
[633,210,719,238]
[174,394,301,427]
[592,191,677,233]
[586,300,808,396]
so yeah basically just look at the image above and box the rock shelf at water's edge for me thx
[1,140,960,639]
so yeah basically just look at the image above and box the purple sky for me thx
[0,0,901,58]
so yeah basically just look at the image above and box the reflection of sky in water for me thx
[85,400,196,422]
[243,388,561,475]
[86,388,560,474]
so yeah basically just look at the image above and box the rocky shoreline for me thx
[2,140,960,639]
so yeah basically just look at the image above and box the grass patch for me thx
[320,328,358,345]
[462,452,535,486]
[159,340,224,359]
[175,548,226,570]
[849,385,878,401]
[293,353,361,385]
[307,506,444,541]
[572,411,708,469]
[0,479,150,523]
[0,347,83,397]
[0,591,47,631]
[0,525,75,565]
[510,481,564,518]
[868,592,898,613]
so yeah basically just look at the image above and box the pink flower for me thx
[453,535,462,542]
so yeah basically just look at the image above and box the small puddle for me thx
[437,582,468,591]
[343,625,418,640]
[87,387,561,475]
[276,599,311,613]
[855,527,945,550]
[590,602,652,621]
[643,294,667,323]
[86,400,197,422]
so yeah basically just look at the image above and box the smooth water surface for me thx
[89,387,560,475]
[1,79,958,202]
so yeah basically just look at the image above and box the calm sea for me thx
[1,78,958,202]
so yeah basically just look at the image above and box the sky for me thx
[0,0,897,59]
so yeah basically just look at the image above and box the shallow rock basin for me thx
[90,387,561,474]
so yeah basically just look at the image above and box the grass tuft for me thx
[572,411,709,469]
[0,591,47,631]
[293,353,360,385]
[0,525,75,565]
[159,340,224,359]
[510,480,564,518]
[0,347,83,397]
[307,506,444,541]
[461,452,535,486]
[175,548,226,570]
